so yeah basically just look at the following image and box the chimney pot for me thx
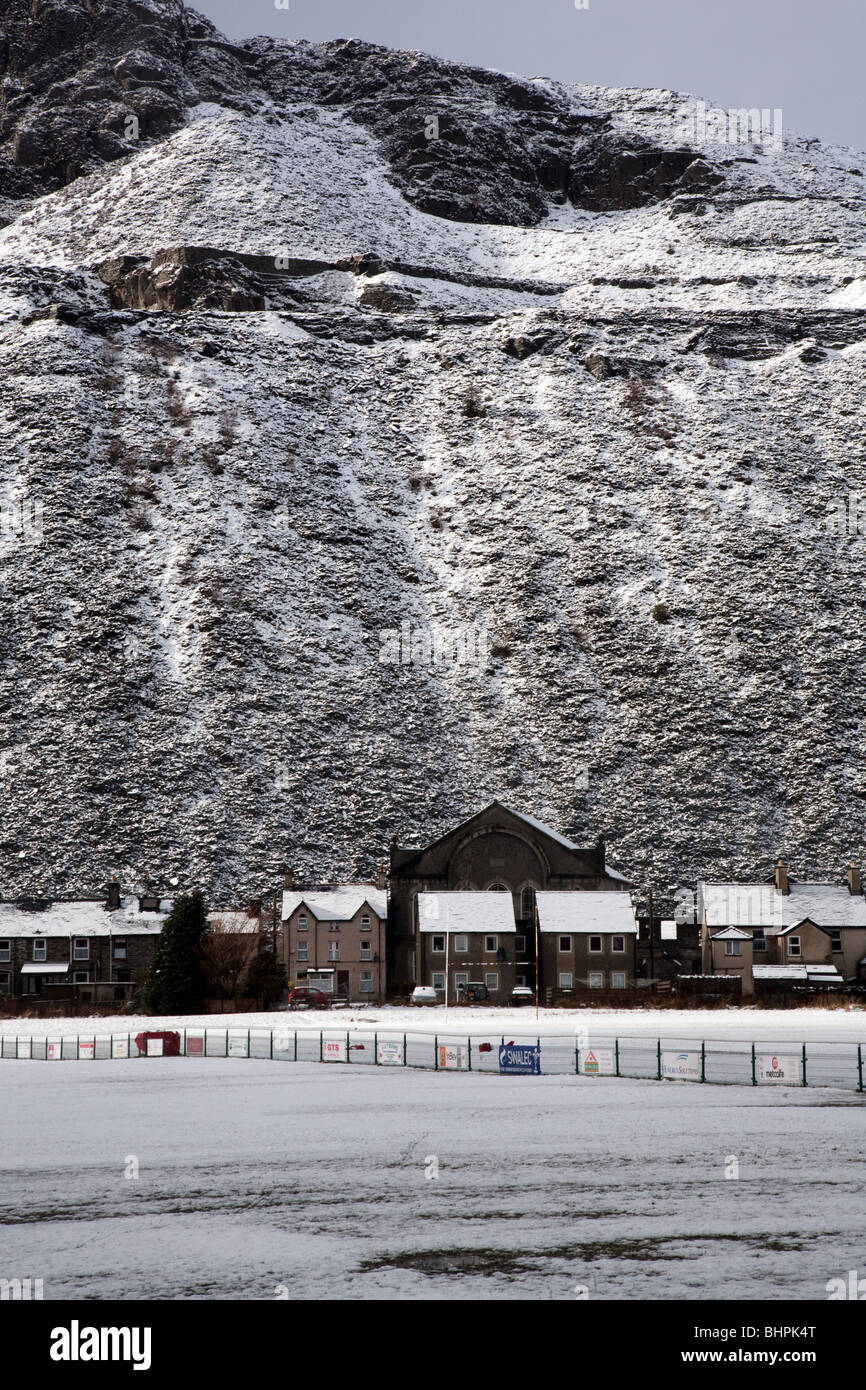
[774,858,789,895]
[376,863,386,891]
[847,863,861,896]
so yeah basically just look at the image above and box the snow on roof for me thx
[708,926,754,940]
[417,892,516,933]
[536,891,637,934]
[0,896,171,938]
[753,964,843,981]
[496,804,580,851]
[699,881,866,929]
[207,910,261,934]
[281,886,387,923]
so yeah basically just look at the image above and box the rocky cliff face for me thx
[1,0,866,905]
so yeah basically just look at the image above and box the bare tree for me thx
[199,913,260,1000]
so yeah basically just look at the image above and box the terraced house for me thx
[0,883,171,1006]
[698,861,866,997]
[281,880,387,1003]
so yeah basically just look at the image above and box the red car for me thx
[287,987,331,1010]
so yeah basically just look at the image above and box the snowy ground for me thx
[3,1004,866,1042]
[1,1059,863,1301]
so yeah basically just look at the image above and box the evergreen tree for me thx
[244,947,288,1008]
[142,890,208,1014]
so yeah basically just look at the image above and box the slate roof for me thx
[281,886,387,923]
[0,896,172,938]
[536,891,638,934]
[416,892,516,933]
[698,881,866,929]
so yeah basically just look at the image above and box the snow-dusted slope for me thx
[2,1,866,903]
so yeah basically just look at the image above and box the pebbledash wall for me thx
[1,1028,864,1091]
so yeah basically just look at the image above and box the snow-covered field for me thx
[1,1058,862,1300]
[3,1004,866,1042]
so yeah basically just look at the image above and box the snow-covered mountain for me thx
[2,0,866,904]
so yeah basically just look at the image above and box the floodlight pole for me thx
[535,902,540,1020]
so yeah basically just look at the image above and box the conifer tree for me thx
[142,890,207,1014]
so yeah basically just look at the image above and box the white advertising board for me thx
[661,1050,702,1080]
[377,1040,405,1065]
[757,1053,800,1084]
[438,1044,468,1070]
[323,1039,347,1062]
[579,1048,615,1076]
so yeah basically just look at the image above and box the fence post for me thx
[434,1035,438,1070]
[403,1032,407,1066]
[802,1043,808,1087]
[656,1039,661,1080]
[575,1040,580,1074]
[269,1030,273,1060]
[374,1031,378,1065]
[224,1031,228,1058]
[700,1041,706,1083]
[346,1029,350,1063]
[247,1029,250,1056]
[319,1032,323,1063]
[859,1044,863,1094]
[615,1038,620,1077]
[751,1043,756,1086]
[183,1027,187,1056]
[468,1037,472,1072]
[294,1031,298,1062]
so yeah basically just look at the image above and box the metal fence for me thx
[1,1028,865,1091]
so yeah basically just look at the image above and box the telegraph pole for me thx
[648,886,654,983]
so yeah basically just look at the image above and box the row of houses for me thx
[2,803,865,1006]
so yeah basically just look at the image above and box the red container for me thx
[135,1030,181,1057]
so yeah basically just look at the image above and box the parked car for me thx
[410,985,439,1005]
[510,986,535,1006]
[460,982,490,1003]
[287,987,331,1010]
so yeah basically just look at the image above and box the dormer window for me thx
[140,896,159,913]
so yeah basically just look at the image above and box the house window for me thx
[360,942,372,961]
[297,914,308,932]
[328,923,340,933]
[359,972,374,993]
[432,972,445,990]
[611,935,625,953]
[361,915,371,932]
[588,972,604,988]
[116,970,131,983]
[489,883,508,892]
[558,936,573,953]
[788,936,801,958]
[454,935,468,953]
[589,936,602,953]
[327,942,340,962]
[484,935,498,953]
[0,940,9,962]
[73,971,89,984]
[32,940,47,962]
[753,933,766,952]
[558,972,573,989]
[0,973,9,991]
[297,942,309,962]
[612,972,627,989]
[432,935,445,953]
[73,938,89,960]
[515,935,526,952]
[140,896,159,912]
[829,930,842,952]
[113,938,127,959]
[724,941,742,956]
[454,972,469,991]
[484,972,499,990]
[521,886,536,919]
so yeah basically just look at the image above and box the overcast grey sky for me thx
[195,0,865,151]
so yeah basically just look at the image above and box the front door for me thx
[337,970,350,999]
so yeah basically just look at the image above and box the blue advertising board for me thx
[498,1044,541,1075]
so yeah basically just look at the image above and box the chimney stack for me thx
[106,877,121,911]
[376,863,386,891]
[848,863,861,896]
[283,867,294,889]
[774,858,789,895]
